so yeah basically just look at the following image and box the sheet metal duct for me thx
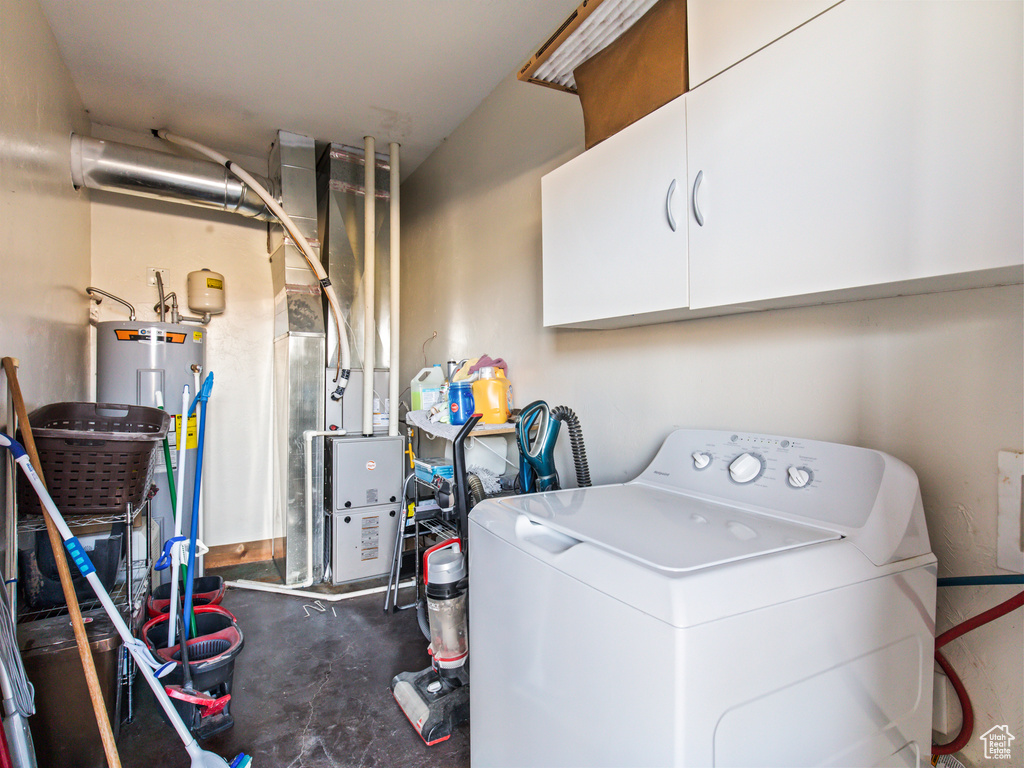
[316,143,392,372]
[268,131,328,586]
[70,134,275,220]
[316,142,393,437]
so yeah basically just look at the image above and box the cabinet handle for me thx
[666,179,678,232]
[693,171,705,227]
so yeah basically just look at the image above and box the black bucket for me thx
[142,604,244,738]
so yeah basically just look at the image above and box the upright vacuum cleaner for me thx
[391,414,479,745]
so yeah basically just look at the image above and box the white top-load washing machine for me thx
[468,429,937,768]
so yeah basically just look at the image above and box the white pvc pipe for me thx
[222,578,414,603]
[362,136,376,436]
[388,142,400,438]
[155,129,351,387]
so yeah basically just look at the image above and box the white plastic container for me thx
[411,365,445,412]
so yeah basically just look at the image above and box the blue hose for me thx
[184,372,214,639]
[938,574,1024,587]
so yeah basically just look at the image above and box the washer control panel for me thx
[640,430,888,529]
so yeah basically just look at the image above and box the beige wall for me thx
[0,0,91,575]
[0,0,91,408]
[401,73,1023,762]
[87,130,276,547]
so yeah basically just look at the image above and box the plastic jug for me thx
[411,365,445,412]
[449,381,475,426]
[472,367,513,425]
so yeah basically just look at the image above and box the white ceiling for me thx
[39,0,581,177]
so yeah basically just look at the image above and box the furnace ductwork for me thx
[70,134,275,220]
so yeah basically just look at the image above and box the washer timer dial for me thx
[729,453,763,484]
[787,466,812,488]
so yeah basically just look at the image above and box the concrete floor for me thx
[117,584,470,767]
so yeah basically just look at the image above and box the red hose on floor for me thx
[932,589,1024,755]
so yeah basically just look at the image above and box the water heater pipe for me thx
[154,129,351,388]
[70,134,274,220]
[388,142,400,438]
[362,136,376,436]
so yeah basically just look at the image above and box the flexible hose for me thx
[551,406,591,487]
[467,473,486,508]
[416,599,431,642]
[932,589,1024,755]
[154,129,351,393]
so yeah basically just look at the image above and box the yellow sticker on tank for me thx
[206,278,223,289]
[174,414,199,450]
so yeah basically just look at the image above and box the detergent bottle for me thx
[411,365,445,412]
[472,367,513,424]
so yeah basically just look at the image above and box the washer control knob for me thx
[787,466,811,488]
[729,453,762,484]
[692,451,711,469]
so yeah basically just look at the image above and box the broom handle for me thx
[1,358,122,768]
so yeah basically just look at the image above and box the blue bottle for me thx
[449,381,475,426]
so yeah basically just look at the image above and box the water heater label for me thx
[174,414,199,450]
[193,331,203,343]
[114,328,186,344]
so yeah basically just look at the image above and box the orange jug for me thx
[472,367,513,424]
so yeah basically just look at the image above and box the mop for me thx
[0,433,247,768]
[155,390,199,639]
[164,384,193,647]
[182,372,213,636]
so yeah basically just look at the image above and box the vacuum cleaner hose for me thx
[551,406,591,488]
[467,474,486,508]
[416,599,431,641]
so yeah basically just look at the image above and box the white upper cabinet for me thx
[542,96,687,328]
[686,0,1024,310]
[687,0,840,87]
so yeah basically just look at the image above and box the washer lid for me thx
[495,483,841,572]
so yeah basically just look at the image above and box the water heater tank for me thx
[96,321,205,414]
[187,269,225,315]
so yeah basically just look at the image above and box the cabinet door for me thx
[686,0,1023,310]
[542,96,687,328]
[687,0,840,87]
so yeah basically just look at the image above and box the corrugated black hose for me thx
[551,406,591,488]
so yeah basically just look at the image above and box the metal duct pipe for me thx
[70,134,275,221]
[388,142,400,438]
[362,136,376,437]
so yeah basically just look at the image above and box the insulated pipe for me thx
[70,135,274,221]
[388,142,400,438]
[154,129,351,389]
[362,136,376,436]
